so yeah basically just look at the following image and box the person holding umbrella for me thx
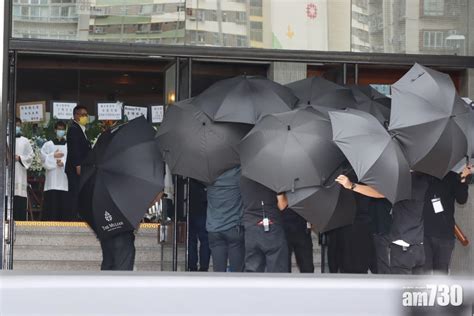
[336,172,431,275]
[206,166,245,272]
[78,117,165,271]
[423,164,472,274]
[240,176,289,273]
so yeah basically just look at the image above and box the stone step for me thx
[13,245,186,261]
[14,232,161,248]
[13,260,187,272]
[12,221,324,273]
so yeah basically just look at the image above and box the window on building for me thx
[423,30,445,48]
[205,10,217,21]
[21,6,29,16]
[30,6,40,16]
[153,4,165,13]
[236,11,247,23]
[423,0,445,16]
[236,35,247,47]
[197,31,206,43]
[250,21,262,41]
[140,5,153,15]
[196,10,205,21]
[222,33,231,46]
[213,32,220,45]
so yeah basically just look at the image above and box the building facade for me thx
[3,0,474,272]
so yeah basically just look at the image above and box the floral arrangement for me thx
[28,136,47,176]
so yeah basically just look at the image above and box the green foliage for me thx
[85,119,103,140]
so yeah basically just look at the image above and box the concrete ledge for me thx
[0,272,472,316]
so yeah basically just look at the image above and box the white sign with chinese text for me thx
[151,105,164,123]
[52,102,76,120]
[124,105,148,120]
[18,102,45,122]
[97,102,123,121]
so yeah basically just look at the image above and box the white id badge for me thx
[263,217,270,232]
[431,198,444,213]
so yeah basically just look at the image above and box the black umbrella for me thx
[239,107,345,193]
[349,84,391,107]
[78,117,164,240]
[286,183,356,233]
[156,99,251,184]
[287,76,357,110]
[348,85,391,125]
[389,63,470,179]
[193,75,298,124]
[329,108,411,204]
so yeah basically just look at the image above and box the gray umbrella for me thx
[287,76,357,110]
[156,99,251,184]
[389,63,470,179]
[329,108,411,204]
[238,107,345,193]
[286,183,356,233]
[348,85,391,125]
[193,75,298,124]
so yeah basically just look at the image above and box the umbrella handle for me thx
[322,168,353,189]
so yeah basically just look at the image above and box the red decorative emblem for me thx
[306,3,318,20]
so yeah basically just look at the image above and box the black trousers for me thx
[244,224,288,273]
[66,172,80,221]
[188,213,211,271]
[327,221,373,274]
[208,225,245,272]
[389,243,425,275]
[42,190,69,221]
[372,234,391,274]
[285,229,314,273]
[100,231,136,271]
[13,196,27,221]
[423,236,454,275]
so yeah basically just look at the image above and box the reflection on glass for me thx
[11,0,472,56]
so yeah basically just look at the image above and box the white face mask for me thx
[56,130,66,139]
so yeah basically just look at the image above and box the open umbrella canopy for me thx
[193,75,298,124]
[239,107,345,193]
[329,108,411,204]
[349,84,391,107]
[286,183,356,233]
[348,85,391,125]
[156,99,251,184]
[287,76,357,110]
[389,63,470,179]
[78,117,164,240]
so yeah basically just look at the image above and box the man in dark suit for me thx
[66,105,91,220]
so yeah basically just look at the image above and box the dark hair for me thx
[55,121,66,129]
[73,105,87,116]
[15,118,22,124]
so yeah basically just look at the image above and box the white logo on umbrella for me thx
[105,211,113,222]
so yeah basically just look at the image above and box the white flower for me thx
[28,138,45,173]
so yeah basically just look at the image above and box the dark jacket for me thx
[423,171,469,239]
[66,121,91,174]
[390,172,430,245]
